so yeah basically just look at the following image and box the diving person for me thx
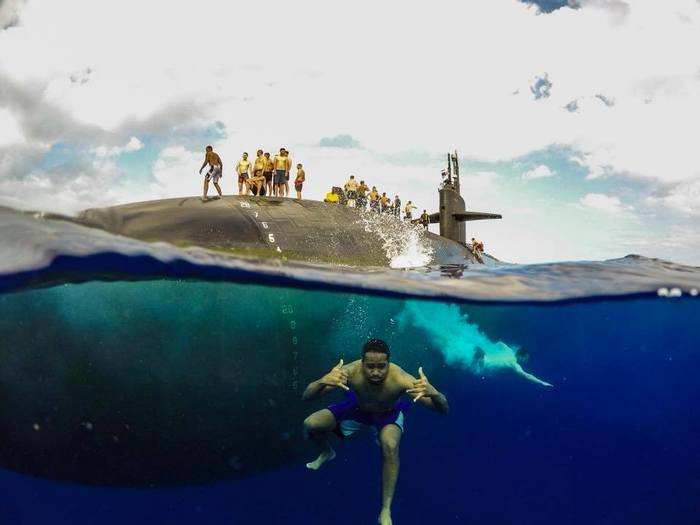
[198,145,223,201]
[302,338,449,525]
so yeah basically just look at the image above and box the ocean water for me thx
[0,208,699,524]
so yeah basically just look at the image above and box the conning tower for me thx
[429,151,502,245]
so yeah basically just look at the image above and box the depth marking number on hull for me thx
[238,200,283,254]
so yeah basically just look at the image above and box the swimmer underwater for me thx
[302,338,449,525]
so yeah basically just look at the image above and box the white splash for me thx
[358,210,434,268]
[398,301,553,387]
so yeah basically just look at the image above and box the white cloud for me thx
[522,165,555,180]
[0,108,24,146]
[1,0,700,263]
[579,192,632,214]
[93,136,143,158]
[646,179,700,217]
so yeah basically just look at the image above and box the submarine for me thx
[55,152,501,267]
[0,153,503,487]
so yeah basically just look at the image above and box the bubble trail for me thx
[398,301,553,387]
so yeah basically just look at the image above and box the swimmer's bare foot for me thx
[305,448,336,470]
[201,196,208,202]
[378,508,392,525]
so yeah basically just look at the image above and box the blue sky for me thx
[0,0,698,265]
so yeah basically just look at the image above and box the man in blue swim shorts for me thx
[302,338,449,525]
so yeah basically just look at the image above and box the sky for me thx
[0,0,699,265]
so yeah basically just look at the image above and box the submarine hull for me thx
[61,196,479,266]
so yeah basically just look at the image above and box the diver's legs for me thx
[378,424,402,525]
[303,409,337,470]
[202,179,209,200]
[213,182,223,197]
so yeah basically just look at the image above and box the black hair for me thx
[206,145,213,151]
[362,338,390,360]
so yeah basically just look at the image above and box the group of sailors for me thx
[199,145,306,201]
[331,175,431,227]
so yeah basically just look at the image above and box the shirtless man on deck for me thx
[198,145,223,201]
[303,338,449,525]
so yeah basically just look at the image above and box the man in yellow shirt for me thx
[236,152,251,195]
[248,149,267,196]
[263,152,274,196]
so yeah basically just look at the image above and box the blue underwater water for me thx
[0,209,699,524]
[0,281,698,524]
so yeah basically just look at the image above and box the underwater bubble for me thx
[33,423,40,431]
[690,288,699,297]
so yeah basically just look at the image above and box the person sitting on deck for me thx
[248,149,267,196]
[419,210,430,229]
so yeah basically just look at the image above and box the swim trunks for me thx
[238,172,249,184]
[264,171,273,183]
[274,169,286,185]
[327,391,409,437]
[295,182,303,191]
[205,165,222,183]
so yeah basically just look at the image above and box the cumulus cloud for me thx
[579,192,632,214]
[319,134,362,149]
[646,180,700,217]
[522,165,555,180]
[93,137,143,158]
[0,0,699,263]
[0,0,26,29]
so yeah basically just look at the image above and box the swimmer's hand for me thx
[320,359,350,391]
[407,367,438,402]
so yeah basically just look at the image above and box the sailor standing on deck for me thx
[263,152,274,196]
[198,145,223,201]
[393,195,401,218]
[294,163,306,200]
[236,152,251,195]
[404,201,417,220]
[273,148,290,197]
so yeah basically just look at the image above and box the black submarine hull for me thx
[0,280,440,486]
[63,196,481,266]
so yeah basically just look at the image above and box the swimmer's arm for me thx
[302,360,354,401]
[199,156,208,173]
[402,368,449,415]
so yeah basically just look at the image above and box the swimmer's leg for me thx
[303,409,337,470]
[378,424,402,525]
[213,181,223,197]
[202,179,209,201]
